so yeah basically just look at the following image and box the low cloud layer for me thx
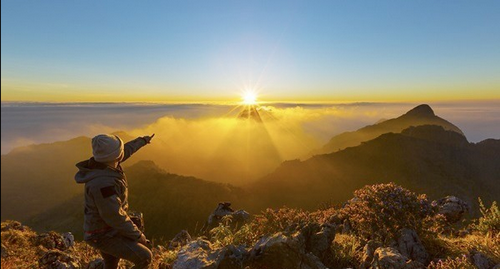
[2,101,499,183]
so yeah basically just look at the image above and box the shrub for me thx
[209,215,235,248]
[329,234,362,268]
[340,183,433,241]
[473,198,500,237]
[251,207,315,238]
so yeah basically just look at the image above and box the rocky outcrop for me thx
[361,240,382,268]
[171,239,247,269]
[397,229,428,264]
[85,258,104,269]
[169,230,192,250]
[248,232,327,269]
[202,202,250,234]
[371,247,407,269]
[172,239,216,269]
[38,249,79,269]
[432,196,470,223]
[1,220,27,232]
[471,251,497,269]
[35,231,70,250]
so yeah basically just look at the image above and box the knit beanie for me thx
[92,134,124,163]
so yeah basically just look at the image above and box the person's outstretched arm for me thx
[121,134,154,162]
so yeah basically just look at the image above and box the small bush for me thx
[209,215,235,248]
[329,234,362,268]
[340,183,433,241]
[473,198,500,237]
[251,207,314,238]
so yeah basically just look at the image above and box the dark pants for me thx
[87,234,152,269]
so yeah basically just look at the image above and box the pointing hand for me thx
[142,133,155,144]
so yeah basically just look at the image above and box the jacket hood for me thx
[75,159,124,184]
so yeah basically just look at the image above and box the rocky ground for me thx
[1,183,499,269]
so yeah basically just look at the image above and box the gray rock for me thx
[342,219,352,234]
[249,232,327,269]
[432,196,470,223]
[35,232,68,250]
[85,258,104,269]
[371,247,406,269]
[216,245,248,269]
[172,239,247,269]
[62,232,75,248]
[471,251,496,269]
[231,210,251,227]
[397,229,428,264]
[38,249,79,269]
[309,224,336,258]
[201,203,251,234]
[172,239,216,269]
[169,230,192,250]
[361,240,382,268]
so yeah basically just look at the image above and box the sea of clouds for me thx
[2,101,499,182]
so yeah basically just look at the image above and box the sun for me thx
[242,90,258,105]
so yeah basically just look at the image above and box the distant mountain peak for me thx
[404,104,435,117]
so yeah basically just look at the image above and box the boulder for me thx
[38,249,79,269]
[35,232,68,250]
[202,203,251,234]
[216,245,248,269]
[432,196,469,223]
[172,239,216,269]
[1,220,26,232]
[471,251,496,269]
[62,232,75,249]
[342,219,352,234]
[397,229,428,264]
[307,224,336,259]
[371,247,406,269]
[249,232,327,269]
[172,239,247,269]
[85,258,104,269]
[361,240,382,268]
[169,230,192,250]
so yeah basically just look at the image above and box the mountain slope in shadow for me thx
[28,160,247,240]
[252,124,499,215]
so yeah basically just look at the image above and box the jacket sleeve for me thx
[122,137,148,162]
[90,184,142,240]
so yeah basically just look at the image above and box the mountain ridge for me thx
[314,104,465,156]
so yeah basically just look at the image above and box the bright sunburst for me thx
[242,90,258,105]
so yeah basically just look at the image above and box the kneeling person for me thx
[75,134,155,269]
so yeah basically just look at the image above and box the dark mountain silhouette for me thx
[251,124,499,214]
[314,104,465,155]
[237,105,262,122]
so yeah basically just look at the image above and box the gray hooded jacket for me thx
[75,137,147,241]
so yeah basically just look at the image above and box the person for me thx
[75,133,155,269]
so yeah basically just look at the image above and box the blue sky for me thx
[2,1,500,102]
